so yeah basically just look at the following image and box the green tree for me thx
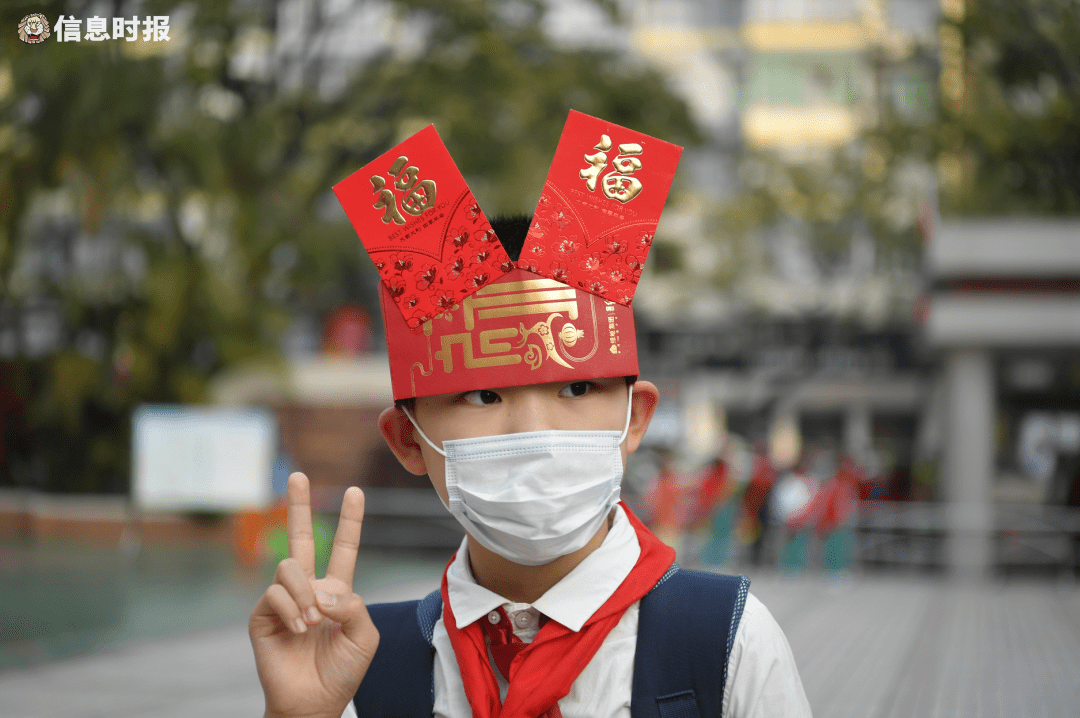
[938,0,1080,214]
[0,0,698,493]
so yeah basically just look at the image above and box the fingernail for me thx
[305,606,321,623]
[294,617,307,634]
[316,591,336,608]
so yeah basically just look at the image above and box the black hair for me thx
[490,214,533,262]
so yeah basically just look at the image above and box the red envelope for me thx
[333,125,512,329]
[378,267,638,401]
[519,110,682,306]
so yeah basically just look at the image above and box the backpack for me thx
[354,565,750,718]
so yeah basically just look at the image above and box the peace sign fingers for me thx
[326,486,365,589]
[252,476,380,716]
[286,472,317,580]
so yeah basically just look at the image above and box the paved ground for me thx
[3,558,1078,718]
[748,572,1080,718]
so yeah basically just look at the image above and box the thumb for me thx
[316,591,380,648]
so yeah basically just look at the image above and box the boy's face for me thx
[379,377,660,505]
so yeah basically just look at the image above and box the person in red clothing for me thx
[816,454,861,572]
[694,454,738,566]
[643,447,688,553]
[693,456,732,526]
[737,445,778,566]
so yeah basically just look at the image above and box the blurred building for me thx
[625,0,937,474]
[637,316,925,479]
[925,219,1080,576]
[623,0,937,324]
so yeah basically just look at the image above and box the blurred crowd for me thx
[635,440,888,574]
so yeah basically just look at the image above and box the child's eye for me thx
[558,381,594,398]
[462,389,501,405]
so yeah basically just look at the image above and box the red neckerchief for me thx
[481,608,562,718]
[439,502,675,718]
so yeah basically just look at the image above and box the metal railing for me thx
[856,501,1080,575]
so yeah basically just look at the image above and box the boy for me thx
[249,113,811,717]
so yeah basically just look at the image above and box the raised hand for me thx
[249,473,379,718]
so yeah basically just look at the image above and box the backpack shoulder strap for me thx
[354,571,751,718]
[352,590,442,717]
[631,565,751,718]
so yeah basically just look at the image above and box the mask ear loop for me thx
[401,405,448,457]
[619,382,634,446]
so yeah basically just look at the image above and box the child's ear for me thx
[625,380,660,454]
[378,406,428,475]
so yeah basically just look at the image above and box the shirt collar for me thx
[445,503,641,632]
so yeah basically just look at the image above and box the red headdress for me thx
[334,111,682,400]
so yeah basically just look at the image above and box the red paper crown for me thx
[334,112,682,400]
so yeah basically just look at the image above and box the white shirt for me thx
[346,506,811,718]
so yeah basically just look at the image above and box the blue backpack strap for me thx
[352,590,442,717]
[355,572,750,718]
[631,565,751,718]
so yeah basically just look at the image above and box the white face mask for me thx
[403,384,634,566]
